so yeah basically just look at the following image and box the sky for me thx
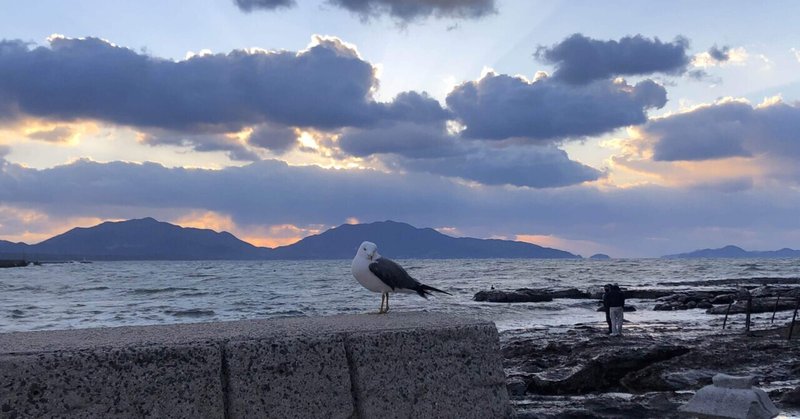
[1,0,799,257]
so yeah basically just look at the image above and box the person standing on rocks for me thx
[605,284,625,336]
[601,284,613,334]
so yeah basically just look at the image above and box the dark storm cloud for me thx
[247,124,297,153]
[234,0,296,12]
[2,157,799,256]
[338,122,458,158]
[338,121,603,187]
[537,34,691,84]
[139,130,261,161]
[327,0,496,22]
[446,73,666,141]
[0,36,446,134]
[645,100,800,161]
[396,145,604,188]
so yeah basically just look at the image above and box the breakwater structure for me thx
[0,313,510,418]
[0,260,28,268]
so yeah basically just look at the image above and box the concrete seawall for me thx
[0,313,509,418]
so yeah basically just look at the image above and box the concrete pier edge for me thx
[0,313,510,418]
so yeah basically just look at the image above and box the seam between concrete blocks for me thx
[342,334,365,419]
[219,340,231,419]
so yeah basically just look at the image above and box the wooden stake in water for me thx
[771,294,781,324]
[789,298,800,341]
[745,296,752,333]
[723,301,734,330]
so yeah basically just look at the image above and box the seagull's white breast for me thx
[352,256,392,293]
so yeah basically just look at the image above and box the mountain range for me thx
[662,245,800,259]
[0,218,579,261]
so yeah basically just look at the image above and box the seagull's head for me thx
[357,241,379,261]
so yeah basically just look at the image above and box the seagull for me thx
[352,241,451,314]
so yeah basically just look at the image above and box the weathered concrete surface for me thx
[0,313,509,419]
[346,324,508,419]
[225,334,353,419]
[0,343,223,418]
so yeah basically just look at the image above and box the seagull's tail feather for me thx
[416,283,452,298]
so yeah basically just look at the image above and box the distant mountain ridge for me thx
[663,245,800,259]
[0,218,580,261]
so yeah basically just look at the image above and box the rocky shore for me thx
[502,322,800,418]
[480,282,800,417]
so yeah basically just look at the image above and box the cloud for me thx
[2,157,799,257]
[707,45,729,62]
[446,73,666,141]
[693,46,748,68]
[26,126,75,143]
[327,0,496,22]
[233,0,295,12]
[0,36,446,133]
[247,124,298,153]
[641,98,800,162]
[536,34,691,84]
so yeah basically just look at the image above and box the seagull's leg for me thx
[385,293,390,313]
[378,292,386,314]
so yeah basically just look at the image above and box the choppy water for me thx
[1,258,799,334]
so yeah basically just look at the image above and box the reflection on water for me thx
[1,258,798,334]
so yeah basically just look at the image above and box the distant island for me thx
[663,245,800,259]
[589,253,611,260]
[0,217,579,261]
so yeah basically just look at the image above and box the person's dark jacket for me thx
[603,287,625,308]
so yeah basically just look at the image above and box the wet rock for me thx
[622,367,715,392]
[474,288,591,303]
[706,297,798,314]
[526,345,690,395]
[506,376,528,397]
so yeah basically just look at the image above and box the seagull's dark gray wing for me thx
[369,257,421,291]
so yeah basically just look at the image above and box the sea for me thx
[1,258,799,335]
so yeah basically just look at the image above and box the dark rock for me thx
[711,294,736,304]
[624,289,674,299]
[589,254,611,260]
[696,301,713,309]
[474,289,553,303]
[781,386,800,406]
[596,305,636,312]
[474,288,591,303]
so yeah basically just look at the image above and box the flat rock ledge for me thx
[0,313,510,419]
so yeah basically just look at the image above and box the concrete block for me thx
[225,334,354,419]
[0,313,510,419]
[0,343,223,419]
[680,373,779,419]
[345,323,509,419]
